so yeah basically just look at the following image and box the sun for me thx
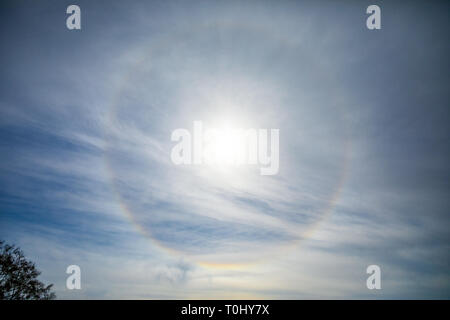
[204,126,246,166]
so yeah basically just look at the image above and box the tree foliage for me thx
[0,240,55,300]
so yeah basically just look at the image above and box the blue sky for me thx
[0,0,449,299]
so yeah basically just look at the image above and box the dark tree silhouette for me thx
[0,240,55,300]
